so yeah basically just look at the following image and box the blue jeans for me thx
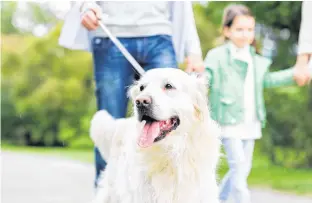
[91,35,178,187]
[219,138,255,203]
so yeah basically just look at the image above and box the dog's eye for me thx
[139,85,145,91]
[164,83,174,90]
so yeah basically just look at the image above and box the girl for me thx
[204,4,311,203]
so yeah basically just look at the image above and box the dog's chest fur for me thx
[101,121,220,203]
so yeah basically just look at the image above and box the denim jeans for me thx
[91,35,178,187]
[219,138,255,203]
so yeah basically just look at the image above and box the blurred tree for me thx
[192,3,220,57]
[204,1,302,37]
[0,2,19,34]
[2,24,96,147]
[1,35,34,145]
[27,2,58,25]
[1,1,59,36]
[245,1,302,38]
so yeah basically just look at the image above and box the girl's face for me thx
[224,15,255,48]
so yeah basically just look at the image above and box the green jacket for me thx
[204,43,295,128]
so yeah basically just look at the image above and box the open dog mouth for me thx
[138,115,180,148]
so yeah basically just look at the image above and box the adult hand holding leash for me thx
[81,5,102,31]
[81,6,145,77]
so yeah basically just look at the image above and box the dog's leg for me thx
[90,110,119,161]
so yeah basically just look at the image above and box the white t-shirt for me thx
[221,43,262,140]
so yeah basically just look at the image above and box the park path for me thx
[2,151,312,203]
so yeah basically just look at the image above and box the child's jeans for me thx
[219,138,255,203]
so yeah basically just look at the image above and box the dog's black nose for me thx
[135,96,152,109]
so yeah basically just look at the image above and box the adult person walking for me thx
[58,1,204,188]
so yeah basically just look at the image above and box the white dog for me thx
[90,68,221,203]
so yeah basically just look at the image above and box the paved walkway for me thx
[2,151,312,203]
[2,152,94,203]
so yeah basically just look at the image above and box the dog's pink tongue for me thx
[138,122,160,148]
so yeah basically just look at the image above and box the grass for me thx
[2,144,94,163]
[2,144,312,196]
[218,146,312,196]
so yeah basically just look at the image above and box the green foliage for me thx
[26,2,58,25]
[204,1,302,37]
[262,86,312,168]
[1,23,96,147]
[192,4,220,57]
[244,1,302,37]
[0,2,19,34]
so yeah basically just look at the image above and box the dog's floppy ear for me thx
[190,72,210,120]
[189,72,209,98]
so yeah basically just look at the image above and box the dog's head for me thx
[128,68,209,148]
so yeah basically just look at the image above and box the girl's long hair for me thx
[221,4,260,54]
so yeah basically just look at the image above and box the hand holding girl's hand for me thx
[293,63,311,86]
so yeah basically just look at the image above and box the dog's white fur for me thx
[90,68,221,203]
